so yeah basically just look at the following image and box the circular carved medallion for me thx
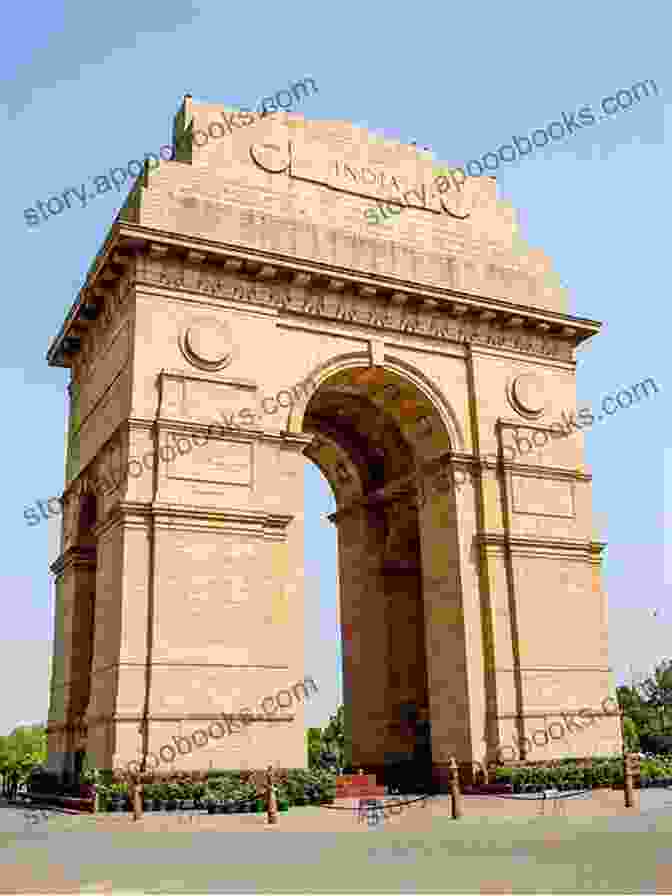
[250,141,291,173]
[180,318,234,370]
[508,373,546,418]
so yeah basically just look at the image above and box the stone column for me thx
[332,503,389,771]
[416,460,485,790]
[47,547,96,781]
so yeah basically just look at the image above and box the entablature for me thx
[47,224,601,369]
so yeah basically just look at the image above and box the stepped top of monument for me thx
[48,97,604,368]
[118,96,569,315]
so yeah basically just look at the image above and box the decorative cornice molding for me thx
[47,225,602,367]
[48,712,296,733]
[50,545,97,577]
[95,501,295,541]
[477,532,606,562]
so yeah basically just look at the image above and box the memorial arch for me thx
[45,96,621,788]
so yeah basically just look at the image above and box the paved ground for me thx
[1,790,671,892]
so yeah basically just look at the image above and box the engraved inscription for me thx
[139,258,570,359]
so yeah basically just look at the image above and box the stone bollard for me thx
[266,765,278,825]
[448,756,463,820]
[129,774,143,821]
[624,753,637,810]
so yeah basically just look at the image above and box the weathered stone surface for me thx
[44,98,620,786]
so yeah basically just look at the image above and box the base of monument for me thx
[335,774,386,799]
[348,760,440,794]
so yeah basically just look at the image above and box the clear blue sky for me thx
[1,0,669,736]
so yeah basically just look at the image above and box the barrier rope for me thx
[315,794,436,812]
[466,788,592,801]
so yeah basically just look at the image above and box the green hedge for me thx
[492,755,672,792]
[96,767,336,811]
[203,768,335,807]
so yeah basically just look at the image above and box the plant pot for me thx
[165,799,177,811]
[255,799,265,813]
[206,801,217,814]
[181,799,195,811]
[278,800,289,812]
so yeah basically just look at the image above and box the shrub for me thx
[493,766,515,785]
[96,766,336,806]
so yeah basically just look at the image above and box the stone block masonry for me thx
[23,76,319,228]
[24,371,319,528]
[119,676,319,776]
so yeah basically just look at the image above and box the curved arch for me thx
[287,350,465,452]
[383,354,466,453]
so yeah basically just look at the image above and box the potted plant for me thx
[108,782,126,812]
[95,783,110,811]
[164,781,178,811]
[192,782,206,809]
[222,789,239,813]
[240,787,255,812]
[151,781,166,811]
[236,785,254,812]
[79,767,101,808]
[140,782,155,810]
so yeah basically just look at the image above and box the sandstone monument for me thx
[45,96,622,788]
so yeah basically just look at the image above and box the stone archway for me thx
[45,99,622,785]
[298,359,474,790]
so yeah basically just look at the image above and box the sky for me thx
[1,0,669,738]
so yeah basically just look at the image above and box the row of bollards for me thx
[91,751,638,825]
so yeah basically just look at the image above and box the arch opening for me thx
[301,364,459,792]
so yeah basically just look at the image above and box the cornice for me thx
[50,545,97,577]
[48,712,296,733]
[96,500,295,540]
[478,532,606,562]
[500,461,592,482]
[158,368,258,390]
[47,224,601,368]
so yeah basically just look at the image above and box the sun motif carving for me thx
[507,373,546,419]
[180,318,235,371]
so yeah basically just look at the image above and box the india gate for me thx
[45,96,622,789]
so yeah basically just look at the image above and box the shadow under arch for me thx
[293,352,469,793]
[287,350,466,455]
[61,486,99,787]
